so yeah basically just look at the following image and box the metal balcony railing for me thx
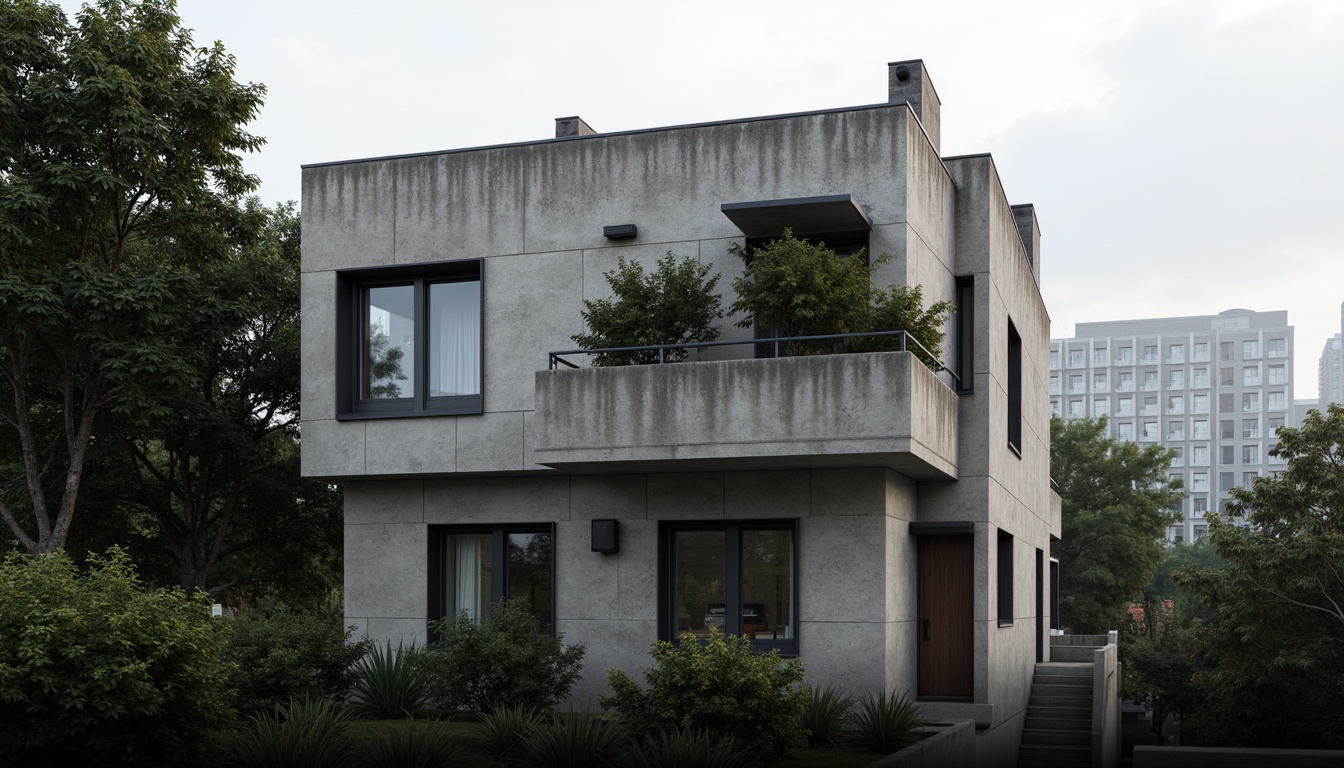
[548,330,959,384]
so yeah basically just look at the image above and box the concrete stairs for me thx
[1017,661,1095,768]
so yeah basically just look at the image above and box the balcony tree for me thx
[0,0,263,554]
[573,253,724,366]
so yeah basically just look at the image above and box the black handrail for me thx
[547,330,960,385]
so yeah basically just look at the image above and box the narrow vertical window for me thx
[1007,319,1022,456]
[997,529,1014,626]
[955,276,974,394]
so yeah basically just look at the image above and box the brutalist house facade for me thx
[301,60,1060,764]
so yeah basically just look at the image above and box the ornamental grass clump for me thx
[518,712,627,768]
[601,628,810,761]
[350,641,431,719]
[852,690,924,754]
[359,721,476,768]
[471,704,547,763]
[234,697,355,768]
[618,728,752,768]
[798,683,857,747]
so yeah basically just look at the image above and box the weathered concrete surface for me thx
[533,351,958,478]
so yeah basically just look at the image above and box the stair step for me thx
[1032,676,1092,689]
[1019,743,1091,763]
[1026,716,1090,731]
[1022,728,1091,748]
[1031,694,1093,708]
[1018,761,1089,768]
[1051,634,1110,646]
[1034,663,1094,677]
[1050,647,1100,662]
[1027,706,1091,720]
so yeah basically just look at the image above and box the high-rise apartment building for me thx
[1318,303,1343,406]
[1050,309,1294,543]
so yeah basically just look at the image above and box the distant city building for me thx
[1318,302,1344,406]
[1050,309,1293,543]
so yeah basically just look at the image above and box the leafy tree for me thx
[1050,416,1183,633]
[0,547,232,766]
[572,253,724,366]
[0,0,264,554]
[1122,541,1222,743]
[1176,404,1344,749]
[728,230,953,366]
[73,202,343,598]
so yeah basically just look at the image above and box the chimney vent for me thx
[556,116,598,138]
[887,60,941,154]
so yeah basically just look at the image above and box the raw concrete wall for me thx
[342,468,928,708]
[533,351,958,478]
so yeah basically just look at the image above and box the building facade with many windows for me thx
[1049,309,1294,542]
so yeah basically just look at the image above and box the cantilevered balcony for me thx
[533,346,958,479]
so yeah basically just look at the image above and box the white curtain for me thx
[453,534,484,621]
[429,281,481,397]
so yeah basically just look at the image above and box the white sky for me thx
[60,0,1344,398]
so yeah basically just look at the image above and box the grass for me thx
[343,716,917,767]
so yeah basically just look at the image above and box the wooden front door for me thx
[917,534,973,698]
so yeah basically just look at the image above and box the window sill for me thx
[1007,441,1022,459]
[998,620,1015,628]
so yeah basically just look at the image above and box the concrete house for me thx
[301,60,1061,764]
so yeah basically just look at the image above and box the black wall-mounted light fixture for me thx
[603,224,637,239]
[591,519,619,553]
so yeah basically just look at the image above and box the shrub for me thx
[0,548,231,766]
[799,683,856,746]
[851,284,955,369]
[519,712,627,768]
[728,230,876,355]
[471,704,546,763]
[619,728,752,768]
[852,690,924,754]
[350,641,431,719]
[222,595,373,714]
[601,628,809,760]
[423,597,586,712]
[572,253,724,366]
[729,229,953,368]
[234,697,354,768]
[359,721,475,768]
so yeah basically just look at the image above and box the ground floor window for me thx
[661,520,798,654]
[432,525,554,632]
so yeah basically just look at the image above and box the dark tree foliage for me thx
[0,0,264,554]
[1050,416,1183,633]
[1122,541,1222,744]
[572,253,724,366]
[73,203,342,599]
[1176,404,1344,749]
[729,230,953,366]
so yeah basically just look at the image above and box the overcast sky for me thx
[60,0,1344,398]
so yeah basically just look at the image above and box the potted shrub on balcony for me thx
[571,253,724,366]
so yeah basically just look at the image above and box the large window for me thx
[662,521,798,654]
[433,525,554,632]
[337,259,483,417]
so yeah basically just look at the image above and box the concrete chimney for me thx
[887,60,941,154]
[1010,203,1042,282]
[555,116,598,138]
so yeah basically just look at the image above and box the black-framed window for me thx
[336,259,482,418]
[660,520,798,655]
[1007,318,1022,456]
[997,529,1014,626]
[429,524,554,633]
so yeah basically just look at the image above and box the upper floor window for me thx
[1193,342,1210,362]
[1167,344,1185,364]
[1243,340,1259,360]
[1267,338,1287,358]
[337,260,483,418]
[1093,347,1107,366]
[1267,364,1286,385]
[1142,345,1158,364]
[1116,346,1133,364]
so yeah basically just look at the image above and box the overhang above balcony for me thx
[533,351,958,479]
[721,194,873,239]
